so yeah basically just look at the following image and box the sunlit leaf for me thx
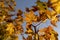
[14,25,23,34]
[6,23,14,35]
[36,1,48,11]
[24,11,37,24]
[0,0,59,40]
[50,1,60,13]
[39,26,58,40]
[51,15,58,26]
[48,0,58,3]
[45,10,51,19]
[25,29,33,34]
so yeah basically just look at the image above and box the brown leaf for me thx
[26,8,30,12]
[26,36,32,40]
[40,13,47,21]
[31,6,38,12]
[17,9,23,16]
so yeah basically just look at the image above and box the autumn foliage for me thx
[0,0,60,40]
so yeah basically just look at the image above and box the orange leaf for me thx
[51,20,57,26]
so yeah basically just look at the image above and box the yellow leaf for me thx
[51,15,58,26]
[26,29,33,34]
[50,34,55,40]
[51,1,60,13]
[51,10,56,16]
[6,23,14,35]
[13,2,16,6]
[39,26,58,40]
[36,1,48,11]
[24,11,37,24]
[49,0,58,3]
[36,34,39,40]
[0,2,5,8]
[45,10,51,19]
[39,36,45,40]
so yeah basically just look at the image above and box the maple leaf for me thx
[39,26,58,40]
[50,1,60,14]
[31,6,39,12]
[17,9,23,16]
[15,16,23,25]
[45,10,52,19]
[39,13,48,22]
[33,34,38,40]
[8,5,14,11]
[36,1,48,11]
[25,28,33,34]
[24,11,37,24]
[48,0,58,3]
[13,1,16,6]
[0,15,6,22]
[51,10,56,16]
[51,15,58,26]
[6,23,14,35]
[14,25,23,34]
[26,36,32,40]
[39,36,45,40]
[26,7,30,12]
[0,2,5,8]
[51,20,57,26]
[50,34,56,40]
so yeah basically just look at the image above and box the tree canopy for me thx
[0,0,60,40]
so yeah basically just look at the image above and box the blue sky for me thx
[15,0,60,40]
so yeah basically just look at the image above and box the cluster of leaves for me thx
[39,26,58,40]
[0,0,60,40]
[0,0,23,40]
[23,0,60,40]
[25,0,60,26]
